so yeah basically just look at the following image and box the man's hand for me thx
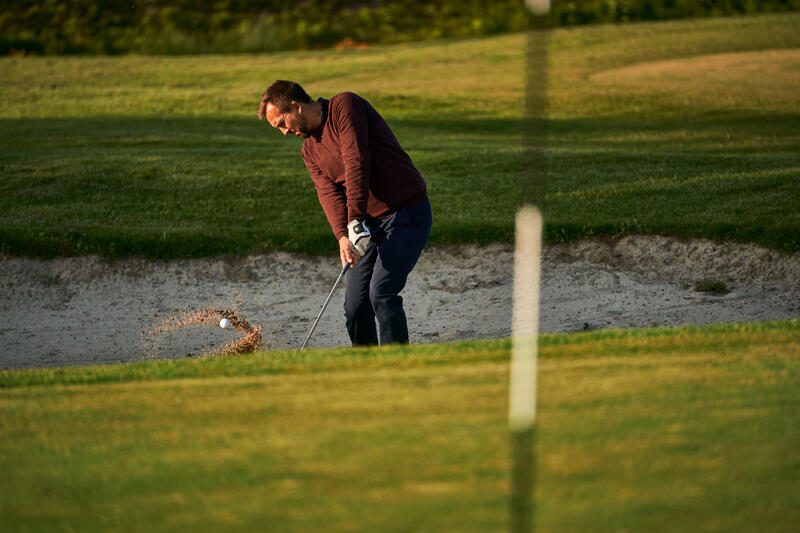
[347,220,372,255]
[339,236,358,267]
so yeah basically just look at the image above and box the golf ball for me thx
[220,318,231,329]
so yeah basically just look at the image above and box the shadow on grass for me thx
[1,112,798,257]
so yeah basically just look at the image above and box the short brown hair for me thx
[258,80,312,120]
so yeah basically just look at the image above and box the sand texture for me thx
[1,235,798,370]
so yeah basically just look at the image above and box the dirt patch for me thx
[1,235,798,370]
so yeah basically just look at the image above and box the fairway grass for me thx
[1,14,799,257]
[1,321,798,532]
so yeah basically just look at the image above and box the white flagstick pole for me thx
[513,1,549,529]
[510,206,543,532]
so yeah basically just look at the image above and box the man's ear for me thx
[290,101,303,114]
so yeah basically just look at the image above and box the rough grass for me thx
[1,14,799,257]
[1,321,798,532]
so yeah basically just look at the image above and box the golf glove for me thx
[347,219,371,256]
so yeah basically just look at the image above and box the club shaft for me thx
[300,262,351,351]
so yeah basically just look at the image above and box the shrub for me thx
[1,0,798,55]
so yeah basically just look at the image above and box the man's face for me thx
[265,102,311,138]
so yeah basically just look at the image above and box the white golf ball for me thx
[220,318,231,329]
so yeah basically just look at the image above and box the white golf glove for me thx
[347,219,372,256]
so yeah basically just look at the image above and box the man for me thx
[258,80,432,346]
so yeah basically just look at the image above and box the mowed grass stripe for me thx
[548,167,799,200]
[1,321,798,532]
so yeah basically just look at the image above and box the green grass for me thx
[1,321,799,532]
[1,14,799,257]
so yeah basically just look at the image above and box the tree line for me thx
[2,0,798,55]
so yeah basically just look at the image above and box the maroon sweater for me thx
[301,92,428,239]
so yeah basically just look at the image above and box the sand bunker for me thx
[1,235,798,370]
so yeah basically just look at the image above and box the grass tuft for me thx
[694,280,730,294]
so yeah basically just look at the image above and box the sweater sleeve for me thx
[303,145,348,239]
[332,93,370,222]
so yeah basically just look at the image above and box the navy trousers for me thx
[344,203,432,346]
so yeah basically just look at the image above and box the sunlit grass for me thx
[1,321,798,532]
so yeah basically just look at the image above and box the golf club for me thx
[300,262,351,351]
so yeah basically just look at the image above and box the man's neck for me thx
[308,100,324,130]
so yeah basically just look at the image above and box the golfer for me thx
[258,80,432,346]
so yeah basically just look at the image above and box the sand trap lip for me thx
[1,235,798,370]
